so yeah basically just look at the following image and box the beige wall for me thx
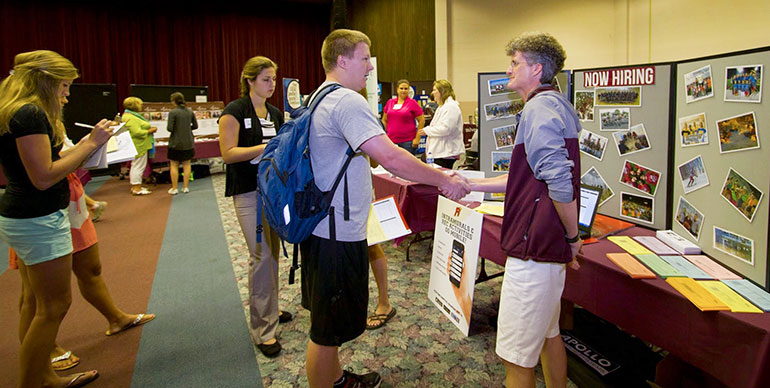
[438,0,770,118]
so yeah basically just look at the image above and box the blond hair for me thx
[433,79,455,103]
[0,50,79,145]
[123,96,144,112]
[321,29,371,73]
[239,56,277,98]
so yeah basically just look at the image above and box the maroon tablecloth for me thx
[372,173,507,266]
[372,172,770,388]
[572,227,770,388]
[151,139,221,164]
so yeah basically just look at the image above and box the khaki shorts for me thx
[495,257,566,368]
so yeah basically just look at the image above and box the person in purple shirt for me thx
[468,32,581,388]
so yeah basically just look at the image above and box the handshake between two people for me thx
[437,170,472,201]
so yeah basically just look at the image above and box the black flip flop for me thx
[366,307,397,330]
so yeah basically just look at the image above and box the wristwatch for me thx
[566,233,580,243]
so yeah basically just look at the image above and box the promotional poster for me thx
[428,197,483,336]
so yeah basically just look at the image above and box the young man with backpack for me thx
[301,29,470,388]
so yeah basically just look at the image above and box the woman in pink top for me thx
[382,79,425,154]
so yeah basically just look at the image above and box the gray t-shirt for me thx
[308,82,385,241]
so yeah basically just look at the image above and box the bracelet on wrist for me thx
[566,233,580,243]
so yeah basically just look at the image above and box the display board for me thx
[572,65,673,231]
[140,102,225,138]
[477,71,570,200]
[673,48,769,288]
[129,84,208,103]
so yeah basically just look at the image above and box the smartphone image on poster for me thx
[449,239,465,287]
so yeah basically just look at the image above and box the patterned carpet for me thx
[211,172,578,388]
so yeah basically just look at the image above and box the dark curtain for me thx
[0,1,330,110]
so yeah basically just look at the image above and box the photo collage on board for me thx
[678,62,764,255]
[577,69,657,225]
[485,76,523,173]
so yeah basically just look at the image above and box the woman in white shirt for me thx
[413,79,465,169]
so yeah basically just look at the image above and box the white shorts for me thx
[495,256,566,368]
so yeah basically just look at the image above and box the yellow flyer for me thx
[697,280,763,313]
[666,278,730,312]
[607,236,652,255]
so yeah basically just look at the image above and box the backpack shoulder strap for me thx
[305,83,342,112]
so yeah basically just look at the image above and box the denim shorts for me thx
[0,209,73,266]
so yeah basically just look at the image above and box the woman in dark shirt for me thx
[166,92,198,194]
[218,56,288,357]
[0,50,111,388]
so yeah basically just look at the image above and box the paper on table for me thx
[723,279,770,312]
[607,236,652,255]
[366,196,411,246]
[684,255,741,280]
[634,254,683,278]
[659,255,713,279]
[474,202,504,217]
[605,253,657,279]
[666,277,730,311]
[697,280,763,313]
[633,236,679,255]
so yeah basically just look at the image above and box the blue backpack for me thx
[257,83,354,248]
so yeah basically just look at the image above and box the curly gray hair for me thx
[505,32,566,84]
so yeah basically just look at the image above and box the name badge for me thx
[244,118,252,129]
[262,127,276,137]
[393,104,403,110]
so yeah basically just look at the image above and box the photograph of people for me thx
[218,56,290,358]
[382,79,424,154]
[675,196,705,240]
[684,65,713,103]
[720,168,763,222]
[613,124,651,156]
[466,32,581,388]
[488,76,513,96]
[620,192,654,224]
[677,155,709,193]
[413,79,465,169]
[725,65,762,103]
[578,129,608,161]
[679,112,708,146]
[716,111,760,153]
[595,86,642,106]
[493,124,516,149]
[599,108,630,131]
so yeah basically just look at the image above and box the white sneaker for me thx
[182,188,190,193]
[168,188,178,195]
